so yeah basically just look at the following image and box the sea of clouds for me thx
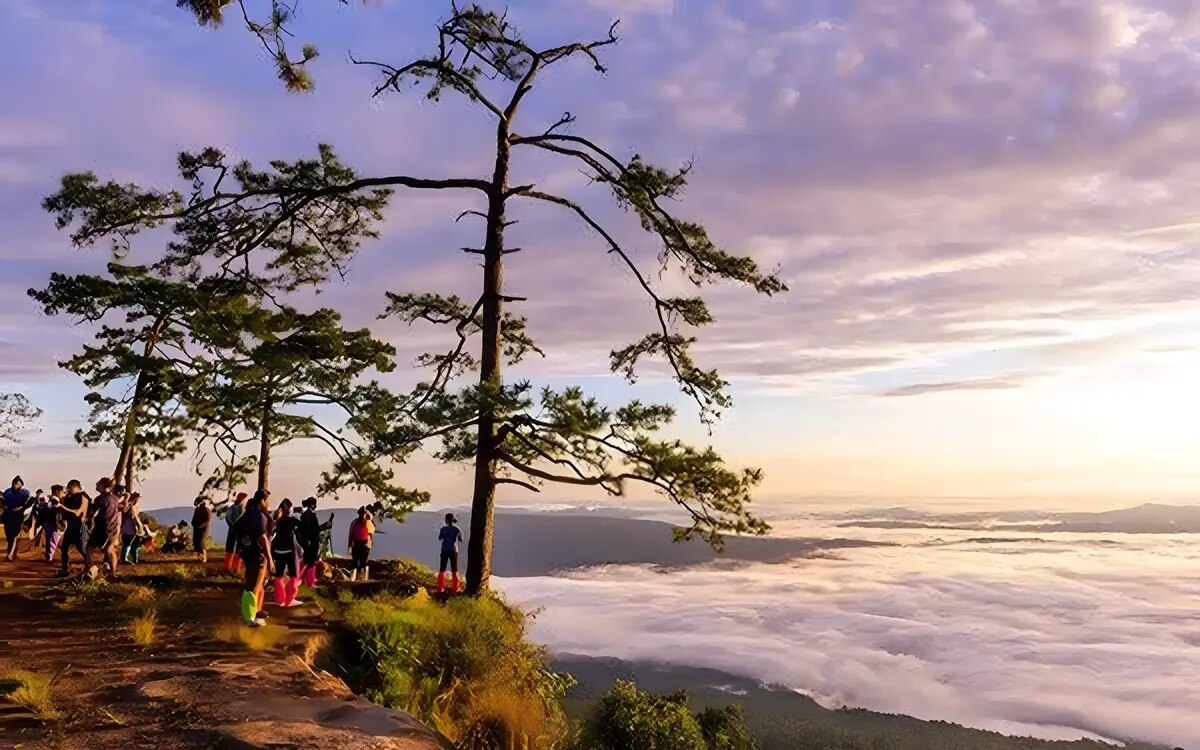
[497,515,1200,748]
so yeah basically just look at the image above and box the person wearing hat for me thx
[437,513,464,593]
[2,476,31,561]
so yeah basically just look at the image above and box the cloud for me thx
[499,516,1200,748]
[880,375,1029,398]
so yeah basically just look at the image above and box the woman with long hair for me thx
[347,506,374,582]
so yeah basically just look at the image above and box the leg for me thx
[438,550,449,592]
[240,556,263,623]
[449,550,460,593]
[272,555,287,606]
[130,535,144,563]
[121,534,133,564]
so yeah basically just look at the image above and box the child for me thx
[437,513,464,593]
[347,506,374,582]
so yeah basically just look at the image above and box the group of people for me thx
[2,472,469,628]
[1,475,151,577]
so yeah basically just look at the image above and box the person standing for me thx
[56,480,89,578]
[191,496,212,564]
[34,487,63,563]
[437,513,464,593]
[121,493,148,564]
[3,476,31,561]
[296,497,333,589]
[270,499,302,607]
[223,492,247,573]
[347,506,374,582]
[235,490,272,626]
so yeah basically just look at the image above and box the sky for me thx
[3,0,1200,510]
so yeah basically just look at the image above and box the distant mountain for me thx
[557,655,1172,750]
[148,507,891,577]
[839,503,1200,534]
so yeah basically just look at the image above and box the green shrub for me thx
[337,590,573,749]
[579,679,707,750]
[0,669,60,719]
[697,705,759,750]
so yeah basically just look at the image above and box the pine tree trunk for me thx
[257,401,271,493]
[113,315,167,489]
[465,120,511,596]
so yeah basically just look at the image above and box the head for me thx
[96,477,113,494]
[303,496,317,511]
[357,506,370,521]
[35,489,44,498]
[11,476,23,491]
[193,496,206,508]
[276,498,293,517]
[252,489,270,511]
[113,484,127,498]
[177,521,188,529]
[50,484,64,500]
[66,479,82,493]
[445,513,457,526]
[235,492,248,506]
[129,492,141,508]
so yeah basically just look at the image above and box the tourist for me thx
[121,493,148,564]
[437,512,464,593]
[34,487,62,563]
[191,496,212,563]
[86,479,122,577]
[3,476,31,561]
[347,506,374,582]
[162,521,189,553]
[235,489,272,627]
[223,492,247,573]
[57,480,89,578]
[297,497,333,589]
[270,499,302,607]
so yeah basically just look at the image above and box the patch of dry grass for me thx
[129,609,158,647]
[213,620,287,651]
[0,669,60,720]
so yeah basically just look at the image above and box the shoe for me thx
[247,618,267,628]
[53,570,68,578]
[285,600,303,608]
[255,610,270,620]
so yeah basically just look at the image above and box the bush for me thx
[129,609,158,647]
[698,705,759,750]
[213,620,287,651]
[336,590,572,749]
[0,669,60,719]
[579,679,707,750]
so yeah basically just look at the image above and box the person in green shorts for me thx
[235,490,273,627]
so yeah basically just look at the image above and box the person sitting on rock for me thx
[162,521,190,553]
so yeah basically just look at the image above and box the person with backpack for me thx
[270,499,302,607]
[3,476,31,561]
[296,497,334,589]
[223,492,247,573]
[56,479,90,578]
[437,513,464,593]
[235,489,273,627]
[347,506,374,582]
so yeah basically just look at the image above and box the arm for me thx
[258,532,272,570]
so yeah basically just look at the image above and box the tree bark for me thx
[113,314,167,490]
[465,118,512,596]
[257,400,272,493]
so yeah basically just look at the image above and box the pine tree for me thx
[44,2,787,593]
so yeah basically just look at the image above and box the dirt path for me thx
[0,541,449,750]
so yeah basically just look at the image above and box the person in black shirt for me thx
[56,480,90,578]
[270,499,302,607]
[191,496,212,563]
[296,497,333,589]
[235,489,272,626]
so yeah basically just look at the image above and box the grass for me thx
[0,669,60,720]
[56,579,156,612]
[213,620,287,652]
[129,609,158,647]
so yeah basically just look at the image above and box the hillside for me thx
[0,553,449,750]
[558,655,1175,750]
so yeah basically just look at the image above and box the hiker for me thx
[86,479,123,577]
[121,493,148,564]
[34,487,63,563]
[297,497,333,589]
[191,496,212,563]
[223,492,248,573]
[56,480,89,578]
[235,489,272,627]
[347,506,374,582]
[162,521,189,553]
[27,489,46,547]
[270,499,302,607]
[3,476,31,561]
[437,513,464,593]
